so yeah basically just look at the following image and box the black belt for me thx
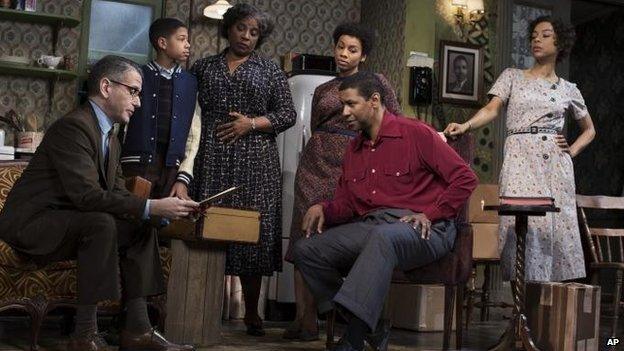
[506,126,559,136]
[315,125,358,138]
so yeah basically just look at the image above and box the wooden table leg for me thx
[514,215,539,351]
[481,263,491,322]
[165,239,226,346]
[489,215,540,351]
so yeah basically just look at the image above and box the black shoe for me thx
[282,327,319,341]
[364,319,391,351]
[246,324,266,337]
[331,337,361,351]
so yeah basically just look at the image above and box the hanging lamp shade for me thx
[203,0,233,19]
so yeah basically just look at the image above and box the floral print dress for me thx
[489,68,589,282]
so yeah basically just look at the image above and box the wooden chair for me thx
[324,133,475,350]
[464,185,513,327]
[576,194,624,337]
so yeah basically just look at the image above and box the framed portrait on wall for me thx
[438,40,484,106]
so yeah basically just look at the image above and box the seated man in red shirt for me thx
[293,72,478,351]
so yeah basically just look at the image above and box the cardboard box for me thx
[472,223,500,259]
[16,131,43,150]
[160,207,260,244]
[526,282,601,351]
[468,184,499,223]
[387,283,455,332]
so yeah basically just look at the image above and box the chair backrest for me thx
[400,133,475,284]
[0,161,28,211]
[576,194,624,264]
[446,133,475,225]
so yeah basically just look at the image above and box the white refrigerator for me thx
[269,73,334,304]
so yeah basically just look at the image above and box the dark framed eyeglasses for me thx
[108,79,141,98]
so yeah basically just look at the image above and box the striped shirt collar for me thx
[147,60,182,79]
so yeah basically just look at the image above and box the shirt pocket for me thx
[383,162,411,184]
[346,168,366,184]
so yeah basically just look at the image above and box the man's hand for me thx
[399,213,432,240]
[302,204,325,238]
[150,197,199,220]
[169,181,191,200]
[216,112,252,144]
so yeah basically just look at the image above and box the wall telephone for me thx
[409,66,432,105]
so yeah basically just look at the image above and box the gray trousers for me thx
[293,208,456,330]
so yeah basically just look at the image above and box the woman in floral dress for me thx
[444,16,596,281]
[283,23,400,340]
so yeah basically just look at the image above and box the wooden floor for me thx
[0,316,620,350]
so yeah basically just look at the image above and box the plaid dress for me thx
[191,50,295,275]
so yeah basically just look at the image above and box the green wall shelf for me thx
[0,8,80,28]
[0,62,77,80]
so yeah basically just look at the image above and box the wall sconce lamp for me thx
[452,0,485,38]
[203,0,233,20]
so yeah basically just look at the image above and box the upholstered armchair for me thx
[0,161,171,351]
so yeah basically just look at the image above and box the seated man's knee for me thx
[293,238,314,265]
[368,227,392,246]
[81,212,117,237]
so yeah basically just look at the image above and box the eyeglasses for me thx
[108,79,141,98]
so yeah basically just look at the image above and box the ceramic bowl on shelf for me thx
[0,55,31,66]
[37,55,63,69]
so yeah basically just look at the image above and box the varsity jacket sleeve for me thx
[176,101,201,185]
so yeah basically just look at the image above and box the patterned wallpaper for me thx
[569,8,624,197]
[360,0,406,105]
[0,0,81,141]
[0,0,360,145]
[430,0,498,183]
[511,4,552,69]
[165,0,361,66]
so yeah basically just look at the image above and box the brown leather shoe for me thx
[67,333,114,351]
[119,328,194,351]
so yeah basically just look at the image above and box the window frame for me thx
[77,0,163,79]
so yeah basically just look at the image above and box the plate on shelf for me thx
[0,55,31,66]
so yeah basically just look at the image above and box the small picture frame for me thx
[438,40,484,106]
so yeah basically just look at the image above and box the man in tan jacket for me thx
[0,55,198,351]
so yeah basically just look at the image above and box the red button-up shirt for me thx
[322,111,478,225]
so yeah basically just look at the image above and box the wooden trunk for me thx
[165,240,226,346]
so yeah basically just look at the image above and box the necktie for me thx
[104,128,114,171]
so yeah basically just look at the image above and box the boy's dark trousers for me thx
[122,149,179,199]
[122,149,179,240]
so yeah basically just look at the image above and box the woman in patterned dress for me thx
[444,16,596,282]
[283,23,401,340]
[191,4,295,336]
